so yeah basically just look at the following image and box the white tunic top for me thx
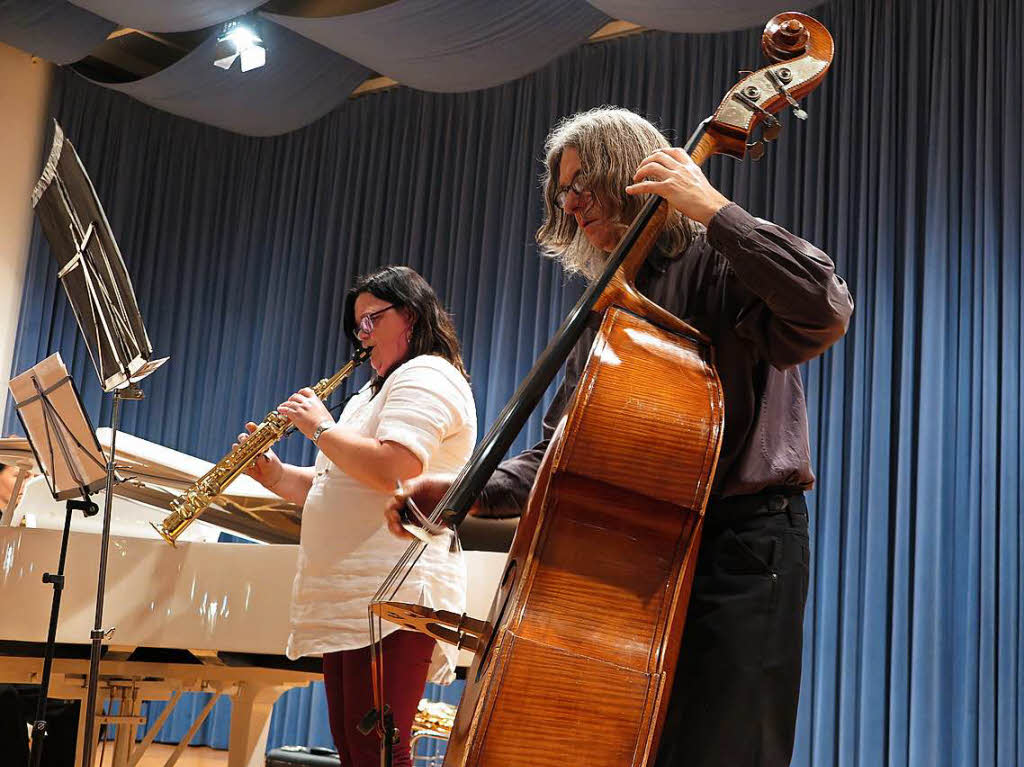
[285,355,476,683]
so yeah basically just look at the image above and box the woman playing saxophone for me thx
[236,266,475,767]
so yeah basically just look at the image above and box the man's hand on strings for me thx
[277,388,332,441]
[626,147,731,226]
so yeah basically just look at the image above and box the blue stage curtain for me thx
[6,0,1022,764]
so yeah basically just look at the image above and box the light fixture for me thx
[213,18,266,73]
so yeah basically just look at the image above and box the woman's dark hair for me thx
[343,266,468,394]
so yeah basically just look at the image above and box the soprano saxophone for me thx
[153,347,370,545]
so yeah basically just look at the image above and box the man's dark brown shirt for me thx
[480,203,853,515]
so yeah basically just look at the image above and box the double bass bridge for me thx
[371,602,490,654]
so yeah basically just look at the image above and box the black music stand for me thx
[9,354,106,767]
[31,120,168,767]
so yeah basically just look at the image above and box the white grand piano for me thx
[0,431,511,767]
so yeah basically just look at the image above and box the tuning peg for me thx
[762,121,782,142]
[765,67,809,121]
[746,140,766,160]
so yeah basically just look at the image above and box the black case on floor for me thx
[266,745,342,766]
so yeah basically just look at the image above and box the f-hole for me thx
[475,559,518,683]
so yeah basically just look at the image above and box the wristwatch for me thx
[312,419,336,446]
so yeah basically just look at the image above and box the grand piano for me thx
[0,431,511,767]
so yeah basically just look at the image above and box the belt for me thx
[705,486,805,528]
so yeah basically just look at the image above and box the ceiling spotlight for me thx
[214,19,266,73]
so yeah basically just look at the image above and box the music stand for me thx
[9,354,106,767]
[31,120,167,767]
[32,121,165,392]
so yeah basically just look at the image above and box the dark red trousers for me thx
[322,630,436,767]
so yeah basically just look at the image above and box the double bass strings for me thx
[366,481,466,740]
[367,534,427,739]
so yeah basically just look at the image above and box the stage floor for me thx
[98,743,227,767]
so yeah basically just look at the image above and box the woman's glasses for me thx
[353,305,395,340]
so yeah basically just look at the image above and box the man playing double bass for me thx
[387,106,853,767]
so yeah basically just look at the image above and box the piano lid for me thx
[0,430,301,544]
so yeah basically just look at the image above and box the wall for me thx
[0,42,51,428]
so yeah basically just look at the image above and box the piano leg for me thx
[0,655,320,766]
[111,687,142,766]
[228,681,285,767]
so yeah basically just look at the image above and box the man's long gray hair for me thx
[536,106,700,280]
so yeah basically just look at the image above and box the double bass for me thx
[372,13,834,766]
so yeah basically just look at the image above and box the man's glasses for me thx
[353,305,395,340]
[555,175,590,211]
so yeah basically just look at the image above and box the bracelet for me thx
[312,419,336,446]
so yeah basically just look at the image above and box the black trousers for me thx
[656,491,810,767]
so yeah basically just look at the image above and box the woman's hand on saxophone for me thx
[278,388,333,440]
[234,422,284,490]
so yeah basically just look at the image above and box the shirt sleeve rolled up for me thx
[376,360,468,472]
